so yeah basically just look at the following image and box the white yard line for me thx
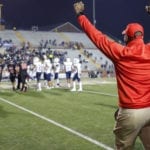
[0,97,114,150]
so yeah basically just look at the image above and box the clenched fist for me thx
[73,1,84,15]
[145,5,150,14]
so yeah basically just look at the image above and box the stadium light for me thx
[0,4,3,22]
[0,4,4,30]
[145,5,150,14]
[93,0,96,26]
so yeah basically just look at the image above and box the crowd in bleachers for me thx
[38,39,84,50]
[82,49,115,78]
[0,37,14,48]
[0,34,115,84]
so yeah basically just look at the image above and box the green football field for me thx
[0,78,144,150]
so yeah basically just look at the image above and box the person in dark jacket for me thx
[73,1,150,149]
[15,62,21,90]
[7,61,16,91]
[20,61,28,92]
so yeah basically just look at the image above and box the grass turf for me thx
[0,78,144,150]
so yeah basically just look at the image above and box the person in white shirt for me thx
[27,64,36,81]
[63,57,72,88]
[43,55,53,89]
[53,57,60,87]
[71,58,82,92]
[33,56,43,91]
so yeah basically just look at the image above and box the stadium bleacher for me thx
[0,24,115,77]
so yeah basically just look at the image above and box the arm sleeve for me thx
[77,15,124,62]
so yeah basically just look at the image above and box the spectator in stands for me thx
[73,1,150,149]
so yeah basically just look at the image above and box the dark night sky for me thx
[0,0,150,42]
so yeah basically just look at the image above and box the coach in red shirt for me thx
[73,1,150,149]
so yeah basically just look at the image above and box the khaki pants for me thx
[113,107,150,150]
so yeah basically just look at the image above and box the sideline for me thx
[0,97,114,150]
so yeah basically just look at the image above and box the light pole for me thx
[93,0,96,26]
[0,4,3,19]
[0,4,4,30]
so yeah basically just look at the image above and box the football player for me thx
[53,57,61,87]
[71,58,82,92]
[63,57,72,88]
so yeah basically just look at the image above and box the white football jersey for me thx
[53,62,60,73]
[35,61,43,72]
[64,61,72,72]
[43,59,52,73]
[72,63,81,74]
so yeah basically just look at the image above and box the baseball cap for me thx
[122,23,144,37]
